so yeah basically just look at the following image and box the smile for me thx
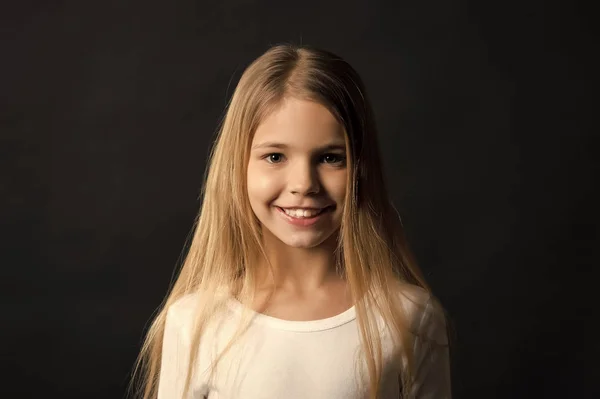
[276,206,333,227]
[281,208,326,218]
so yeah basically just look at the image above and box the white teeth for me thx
[282,208,323,218]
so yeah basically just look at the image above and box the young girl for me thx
[131,44,451,399]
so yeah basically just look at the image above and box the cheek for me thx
[322,171,348,200]
[247,165,279,203]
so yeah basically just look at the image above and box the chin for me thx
[274,229,337,249]
[280,236,324,249]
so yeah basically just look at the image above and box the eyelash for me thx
[262,153,346,166]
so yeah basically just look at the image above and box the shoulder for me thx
[394,282,449,345]
[163,292,202,336]
[168,292,201,316]
[165,287,231,329]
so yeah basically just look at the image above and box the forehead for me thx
[252,98,345,147]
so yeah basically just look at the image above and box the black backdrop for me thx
[3,1,596,398]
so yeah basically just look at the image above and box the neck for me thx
[254,233,344,294]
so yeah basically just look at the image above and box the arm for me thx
[402,298,452,399]
[157,305,193,399]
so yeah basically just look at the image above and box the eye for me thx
[321,153,346,165]
[264,153,285,164]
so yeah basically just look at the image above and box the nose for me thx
[288,159,320,195]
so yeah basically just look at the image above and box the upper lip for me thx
[277,205,332,210]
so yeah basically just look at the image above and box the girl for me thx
[131,43,451,399]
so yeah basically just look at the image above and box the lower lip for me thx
[276,206,332,227]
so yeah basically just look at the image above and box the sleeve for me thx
[409,297,452,399]
[157,305,194,399]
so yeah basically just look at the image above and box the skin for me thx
[246,97,352,317]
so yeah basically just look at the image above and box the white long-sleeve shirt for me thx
[157,284,451,398]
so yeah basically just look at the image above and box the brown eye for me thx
[265,153,284,163]
[322,154,346,165]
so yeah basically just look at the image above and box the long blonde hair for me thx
[130,43,441,399]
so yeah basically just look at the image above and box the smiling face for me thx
[247,97,348,249]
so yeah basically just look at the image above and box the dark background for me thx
[2,0,597,398]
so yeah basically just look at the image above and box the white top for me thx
[157,284,451,399]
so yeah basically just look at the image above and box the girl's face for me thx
[247,97,348,249]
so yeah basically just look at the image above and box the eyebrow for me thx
[251,141,346,152]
